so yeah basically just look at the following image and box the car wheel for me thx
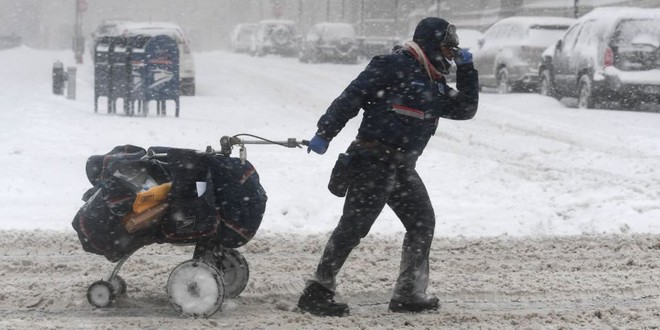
[539,70,556,99]
[497,68,511,94]
[180,81,195,96]
[577,74,596,109]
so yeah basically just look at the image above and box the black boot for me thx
[388,296,440,313]
[297,282,350,317]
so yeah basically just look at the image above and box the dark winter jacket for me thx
[316,48,479,157]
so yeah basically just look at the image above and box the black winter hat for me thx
[413,17,450,46]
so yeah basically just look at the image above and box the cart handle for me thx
[220,134,309,156]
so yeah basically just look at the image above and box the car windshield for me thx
[526,25,570,47]
[613,19,660,47]
[322,25,355,39]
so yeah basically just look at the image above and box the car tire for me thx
[539,70,557,99]
[180,79,195,96]
[497,67,511,94]
[577,74,596,109]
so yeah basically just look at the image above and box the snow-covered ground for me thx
[0,47,659,328]
[1,46,659,236]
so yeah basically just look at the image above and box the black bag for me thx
[328,152,352,197]
[71,177,156,262]
[73,146,167,261]
[161,148,218,242]
[85,145,146,186]
[209,154,267,248]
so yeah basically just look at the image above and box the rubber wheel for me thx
[109,275,127,296]
[167,259,225,318]
[87,280,115,308]
[577,75,595,109]
[218,249,250,299]
[497,67,511,94]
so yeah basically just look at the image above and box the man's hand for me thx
[307,135,329,154]
[453,48,473,66]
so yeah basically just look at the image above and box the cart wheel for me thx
[218,249,250,299]
[87,280,115,308]
[167,259,225,318]
[109,275,127,296]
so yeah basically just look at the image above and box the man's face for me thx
[440,46,455,61]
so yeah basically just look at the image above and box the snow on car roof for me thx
[259,19,296,26]
[121,22,183,32]
[314,22,353,28]
[120,22,185,38]
[579,6,660,22]
[494,16,576,28]
[573,7,660,38]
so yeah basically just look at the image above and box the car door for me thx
[475,23,511,87]
[497,24,524,78]
[567,21,596,93]
[553,24,582,93]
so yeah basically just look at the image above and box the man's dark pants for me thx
[311,145,436,301]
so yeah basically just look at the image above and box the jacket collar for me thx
[404,41,442,82]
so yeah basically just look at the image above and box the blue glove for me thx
[307,135,329,155]
[454,48,472,66]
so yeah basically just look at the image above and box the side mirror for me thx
[556,39,563,51]
[477,38,484,49]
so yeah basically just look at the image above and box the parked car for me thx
[538,7,660,109]
[250,20,300,57]
[474,16,575,93]
[230,23,258,53]
[299,22,359,64]
[118,22,196,96]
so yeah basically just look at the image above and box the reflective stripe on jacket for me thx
[316,48,479,157]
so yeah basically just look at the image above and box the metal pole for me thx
[299,0,303,31]
[360,0,364,35]
[574,0,579,18]
[74,0,82,64]
[394,0,398,38]
[342,0,346,21]
[327,0,330,22]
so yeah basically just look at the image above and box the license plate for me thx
[644,85,660,94]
